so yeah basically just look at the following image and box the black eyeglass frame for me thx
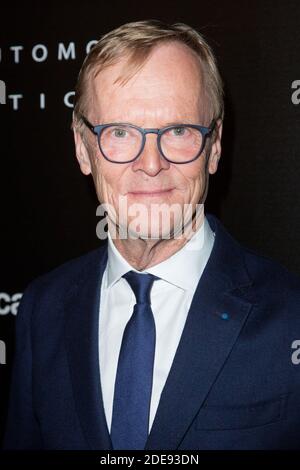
[80,114,216,164]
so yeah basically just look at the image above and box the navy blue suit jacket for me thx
[3,214,300,449]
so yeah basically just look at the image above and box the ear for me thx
[208,119,223,175]
[73,126,92,176]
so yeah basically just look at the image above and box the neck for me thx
[108,209,205,271]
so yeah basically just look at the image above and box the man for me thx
[3,19,300,450]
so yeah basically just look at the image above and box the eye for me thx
[171,127,187,136]
[113,128,128,138]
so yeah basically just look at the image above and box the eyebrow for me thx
[100,119,197,126]
[163,119,196,126]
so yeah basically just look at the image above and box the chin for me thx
[126,213,187,240]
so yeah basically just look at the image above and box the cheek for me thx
[92,158,126,203]
[178,159,207,201]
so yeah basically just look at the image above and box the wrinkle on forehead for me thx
[89,41,207,125]
[98,97,201,126]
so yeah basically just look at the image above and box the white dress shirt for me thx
[99,216,215,434]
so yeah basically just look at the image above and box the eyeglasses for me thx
[80,114,216,164]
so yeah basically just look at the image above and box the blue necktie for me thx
[110,270,158,450]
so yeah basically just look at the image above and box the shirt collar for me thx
[106,215,215,292]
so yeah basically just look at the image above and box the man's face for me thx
[74,41,222,239]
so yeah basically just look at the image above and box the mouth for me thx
[127,188,175,197]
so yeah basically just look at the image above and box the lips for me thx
[128,188,174,195]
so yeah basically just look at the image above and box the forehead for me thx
[89,41,205,123]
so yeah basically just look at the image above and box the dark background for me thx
[1,0,300,444]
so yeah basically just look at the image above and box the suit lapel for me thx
[63,214,256,451]
[145,214,255,450]
[64,244,113,450]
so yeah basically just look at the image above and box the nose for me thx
[131,132,170,176]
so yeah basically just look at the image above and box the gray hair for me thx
[72,19,224,134]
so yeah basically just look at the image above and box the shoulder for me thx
[243,245,300,290]
[242,246,300,316]
[20,244,108,307]
[206,212,300,300]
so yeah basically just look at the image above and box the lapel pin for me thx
[221,312,229,320]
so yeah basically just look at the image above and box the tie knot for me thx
[123,270,159,305]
